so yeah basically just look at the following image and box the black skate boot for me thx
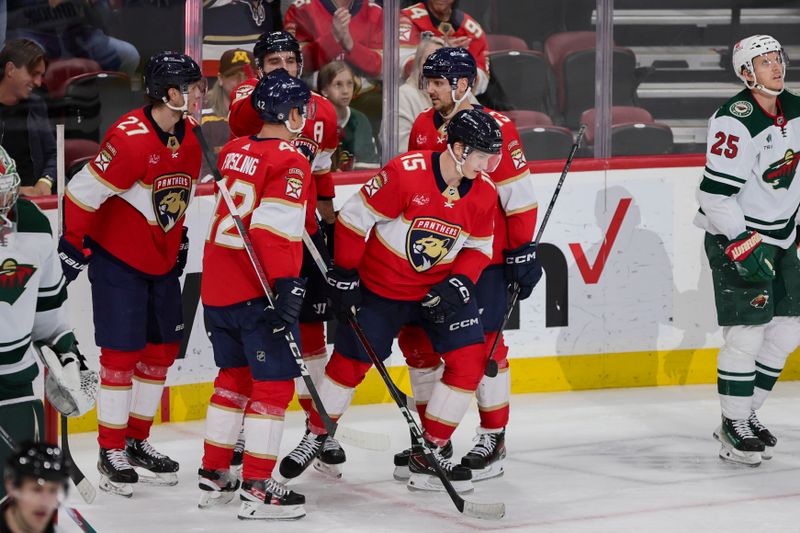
[461,429,506,481]
[313,435,346,478]
[748,411,777,460]
[198,468,240,508]
[125,438,179,485]
[713,416,765,466]
[238,478,306,520]
[98,448,138,498]
[277,430,326,480]
[393,439,452,481]
[230,429,245,478]
[407,440,472,494]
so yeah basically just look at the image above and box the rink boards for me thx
[44,155,800,432]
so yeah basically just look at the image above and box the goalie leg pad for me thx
[97,348,139,450]
[242,380,294,481]
[718,325,764,420]
[126,342,178,441]
[752,316,800,410]
[203,367,252,471]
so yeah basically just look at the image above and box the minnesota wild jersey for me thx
[695,88,800,249]
[0,199,75,405]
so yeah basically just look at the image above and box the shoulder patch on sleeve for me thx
[14,198,53,236]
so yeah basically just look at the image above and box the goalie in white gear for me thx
[695,34,800,466]
[0,145,96,496]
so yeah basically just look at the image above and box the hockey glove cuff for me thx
[504,242,543,300]
[57,236,88,284]
[267,277,307,331]
[421,274,475,324]
[326,265,361,321]
[724,231,776,283]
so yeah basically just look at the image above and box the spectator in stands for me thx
[318,60,379,171]
[399,0,489,95]
[6,0,139,76]
[284,0,383,83]
[398,33,444,151]
[0,40,55,197]
[201,48,255,174]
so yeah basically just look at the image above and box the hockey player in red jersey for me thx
[393,47,541,482]
[58,51,204,497]
[279,109,500,494]
[197,69,312,520]
[228,31,346,474]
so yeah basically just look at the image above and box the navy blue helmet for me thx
[447,109,503,154]
[253,31,302,72]
[144,51,201,101]
[422,47,477,88]
[5,441,71,488]
[251,68,311,124]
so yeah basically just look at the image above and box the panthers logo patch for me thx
[152,173,191,232]
[406,217,461,272]
[0,258,36,305]
[763,149,800,190]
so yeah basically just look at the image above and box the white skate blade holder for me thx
[99,476,134,498]
[135,469,179,486]
[393,464,409,482]
[198,490,237,509]
[713,427,762,467]
[470,460,505,482]
[313,458,342,479]
[237,500,306,521]
[407,473,474,495]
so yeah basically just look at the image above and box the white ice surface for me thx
[58,383,800,533]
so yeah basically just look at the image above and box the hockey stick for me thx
[193,127,388,452]
[484,124,587,378]
[301,232,504,520]
[0,421,98,532]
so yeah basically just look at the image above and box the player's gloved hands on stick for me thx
[266,277,307,331]
[57,237,88,284]
[326,265,361,321]
[420,274,475,324]
[504,242,543,300]
[724,231,775,282]
[176,226,189,276]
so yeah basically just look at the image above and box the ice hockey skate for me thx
[748,411,777,459]
[713,416,764,466]
[278,430,326,480]
[98,448,138,498]
[461,429,506,481]
[198,468,240,508]
[393,440,453,481]
[237,478,306,520]
[313,435,346,479]
[125,438,179,485]
[407,441,473,494]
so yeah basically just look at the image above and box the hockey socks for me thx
[202,367,251,472]
[242,380,294,481]
[477,332,511,430]
[716,325,763,420]
[296,322,328,414]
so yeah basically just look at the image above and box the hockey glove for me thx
[266,277,307,331]
[326,265,361,321]
[420,274,475,324]
[504,242,543,300]
[57,237,88,284]
[724,231,776,283]
[36,337,99,418]
[176,226,189,276]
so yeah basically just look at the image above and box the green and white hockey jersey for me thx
[695,88,800,249]
[0,199,75,406]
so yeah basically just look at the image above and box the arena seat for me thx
[580,106,673,156]
[64,139,100,181]
[61,72,137,142]
[517,126,574,161]
[479,50,552,113]
[44,58,102,98]
[486,33,529,53]
[503,110,553,128]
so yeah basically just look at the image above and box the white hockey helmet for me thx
[0,145,20,219]
[732,35,787,96]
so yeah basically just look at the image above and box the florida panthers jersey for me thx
[336,150,496,301]
[64,107,201,276]
[695,88,800,249]
[202,136,311,307]
[0,200,74,404]
[399,2,489,94]
[409,106,538,264]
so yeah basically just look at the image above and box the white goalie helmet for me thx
[732,34,788,96]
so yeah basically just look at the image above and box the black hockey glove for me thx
[57,237,88,284]
[176,226,189,276]
[420,274,475,324]
[326,265,361,321]
[266,277,307,331]
[504,242,543,300]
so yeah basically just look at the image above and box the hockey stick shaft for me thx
[301,231,504,519]
[484,125,586,377]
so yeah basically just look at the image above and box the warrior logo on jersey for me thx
[406,217,461,272]
[762,149,800,190]
[363,171,388,197]
[152,173,191,232]
[0,258,36,305]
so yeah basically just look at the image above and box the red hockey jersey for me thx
[284,0,383,78]
[409,106,538,265]
[399,2,489,93]
[64,107,201,276]
[335,150,496,301]
[202,136,311,307]
[228,79,337,227]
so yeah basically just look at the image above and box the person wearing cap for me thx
[1,441,70,533]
